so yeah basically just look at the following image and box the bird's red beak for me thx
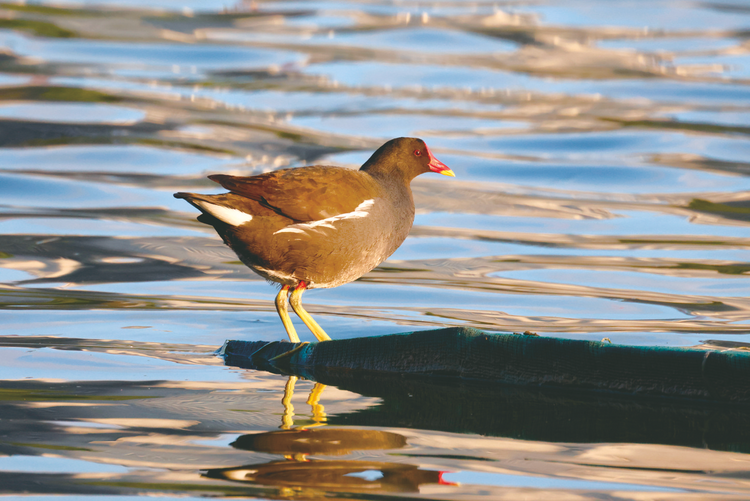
[426,145,455,177]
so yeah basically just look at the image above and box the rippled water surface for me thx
[3,0,750,498]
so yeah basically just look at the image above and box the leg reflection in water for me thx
[280,376,327,432]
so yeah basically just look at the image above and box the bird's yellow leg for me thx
[275,285,300,343]
[289,282,332,342]
[306,382,328,427]
[280,375,297,430]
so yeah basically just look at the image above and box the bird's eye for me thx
[414,149,422,156]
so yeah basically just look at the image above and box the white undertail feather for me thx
[254,265,296,284]
[194,201,253,226]
[274,199,376,235]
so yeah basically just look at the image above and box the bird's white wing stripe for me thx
[274,199,375,235]
[194,201,253,226]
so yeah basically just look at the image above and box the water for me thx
[2,0,750,498]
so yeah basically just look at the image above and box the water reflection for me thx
[232,427,406,456]
[206,414,448,495]
[206,458,449,495]
[3,232,750,339]
[3,0,750,497]
[1,355,750,498]
[203,376,450,495]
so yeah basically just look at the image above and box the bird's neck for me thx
[362,161,421,185]
[365,169,415,212]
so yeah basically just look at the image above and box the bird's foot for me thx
[270,341,310,362]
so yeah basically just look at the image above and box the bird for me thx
[174,137,454,343]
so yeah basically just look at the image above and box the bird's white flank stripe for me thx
[194,201,253,226]
[274,199,375,235]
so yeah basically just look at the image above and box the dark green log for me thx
[222,326,750,404]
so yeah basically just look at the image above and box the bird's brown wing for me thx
[209,166,377,222]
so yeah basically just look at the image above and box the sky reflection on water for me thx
[2,0,750,498]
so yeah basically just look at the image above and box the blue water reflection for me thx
[2,0,750,498]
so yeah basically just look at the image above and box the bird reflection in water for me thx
[204,376,455,495]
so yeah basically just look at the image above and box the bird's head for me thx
[360,137,455,181]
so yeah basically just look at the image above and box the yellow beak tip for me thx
[440,169,456,177]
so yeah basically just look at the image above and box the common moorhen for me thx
[175,137,454,342]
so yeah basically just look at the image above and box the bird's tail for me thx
[174,192,254,228]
